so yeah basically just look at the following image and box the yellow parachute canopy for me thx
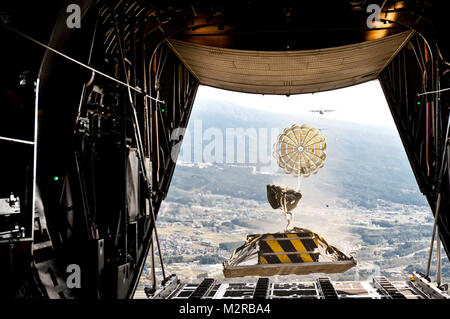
[273,124,326,177]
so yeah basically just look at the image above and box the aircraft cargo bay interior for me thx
[0,0,449,302]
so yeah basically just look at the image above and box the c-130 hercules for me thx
[0,0,449,299]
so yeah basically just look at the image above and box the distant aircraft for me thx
[309,108,336,115]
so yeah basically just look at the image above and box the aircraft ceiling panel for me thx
[167,31,412,95]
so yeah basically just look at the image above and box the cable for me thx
[426,193,441,278]
[426,112,450,277]
[437,228,441,287]
[150,206,166,281]
[0,136,34,145]
[417,87,450,96]
[110,7,152,195]
[108,8,169,283]
[156,49,170,83]
[75,13,100,126]
[150,241,156,289]
[0,22,165,104]
[378,17,434,90]
[410,40,424,74]
[381,16,438,178]
[436,41,450,68]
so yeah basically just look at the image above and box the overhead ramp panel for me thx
[168,31,412,95]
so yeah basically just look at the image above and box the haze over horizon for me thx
[197,80,396,128]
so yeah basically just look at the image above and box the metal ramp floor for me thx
[136,272,448,300]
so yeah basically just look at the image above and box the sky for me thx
[196,79,395,128]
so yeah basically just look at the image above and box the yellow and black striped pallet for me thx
[258,232,319,264]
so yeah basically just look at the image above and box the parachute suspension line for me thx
[281,196,292,232]
[293,166,301,231]
[296,167,301,191]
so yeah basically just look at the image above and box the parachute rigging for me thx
[223,124,356,278]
